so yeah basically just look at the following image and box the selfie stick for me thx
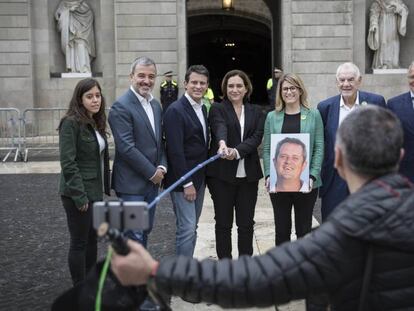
[147,153,221,209]
[96,153,222,311]
[100,153,221,255]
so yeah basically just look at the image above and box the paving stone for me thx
[0,173,175,310]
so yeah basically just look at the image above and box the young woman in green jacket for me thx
[263,73,324,245]
[58,78,110,285]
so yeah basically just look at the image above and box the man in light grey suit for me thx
[109,56,167,248]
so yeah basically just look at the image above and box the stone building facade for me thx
[0,0,412,111]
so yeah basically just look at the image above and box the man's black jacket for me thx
[154,174,414,310]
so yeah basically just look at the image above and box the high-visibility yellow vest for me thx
[266,78,273,90]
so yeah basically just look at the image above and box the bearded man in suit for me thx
[109,56,167,247]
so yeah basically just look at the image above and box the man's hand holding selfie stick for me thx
[111,239,158,286]
[105,154,222,310]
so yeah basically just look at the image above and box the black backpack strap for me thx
[358,244,374,311]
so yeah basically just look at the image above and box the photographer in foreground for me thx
[112,106,414,310]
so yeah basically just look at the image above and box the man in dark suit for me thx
[387,61,414,182]
[317,62,386,220]
[163,65,209,257]
[108,56,167,247]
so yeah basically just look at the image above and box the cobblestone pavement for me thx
[0,167,320,311]
[0,173,175,311]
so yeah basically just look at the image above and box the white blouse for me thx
[236,105,246,178]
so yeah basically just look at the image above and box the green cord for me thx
[95,247,113,311]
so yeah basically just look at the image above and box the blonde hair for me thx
[275,73,310,111]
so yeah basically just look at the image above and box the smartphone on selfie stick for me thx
[93,200,149,254]
[92,201,171,310]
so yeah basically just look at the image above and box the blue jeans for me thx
[116,185,158,248]
[170,182,205,257]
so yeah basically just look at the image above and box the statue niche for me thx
[55,0,96,73]
[367,0,409,70]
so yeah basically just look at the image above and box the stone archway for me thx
[187,0,273,105]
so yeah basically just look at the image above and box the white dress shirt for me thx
[339,91,360,126]
[411,90,414,109]
[130,86,155,134]
[130,86,166,178]
[235,105,246,178]
[185,93,207,142]
[181,93,207,188]
[95,130,106,189]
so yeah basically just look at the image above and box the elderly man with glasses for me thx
[317,62,386,220]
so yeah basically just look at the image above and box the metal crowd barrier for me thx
[0,108,22,162]
[0,107,114,162]
[21,108,67,162]
[21,107,114,162]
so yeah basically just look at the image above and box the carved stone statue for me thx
[367,0,409,69]
[55,1,96,73]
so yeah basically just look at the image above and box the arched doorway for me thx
[188,14,271,105]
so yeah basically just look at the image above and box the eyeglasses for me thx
[282,86,298,93]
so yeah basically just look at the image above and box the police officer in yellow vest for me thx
[266,67,283,106]
[202,87,215,113]
[160,71,178,110]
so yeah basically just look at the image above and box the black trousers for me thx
[61,195,97,286]
[270,189,318,246]
[207,177,258,259]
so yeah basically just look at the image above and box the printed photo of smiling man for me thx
[269,134,310,193]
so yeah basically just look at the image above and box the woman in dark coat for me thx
[58,78,110,285]
[206,69,265,259]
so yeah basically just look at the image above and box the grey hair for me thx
[130,56,157,75]
[336,62,361,80]
[336,105,403,177]
[274,137,307,163]
[408,61,414,72]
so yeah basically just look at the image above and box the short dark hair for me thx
[336,105,403,177]
[221,69,253,101]
[274,137,307,163]
[184,65,209,83]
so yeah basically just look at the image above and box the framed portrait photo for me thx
[269,133,310,193]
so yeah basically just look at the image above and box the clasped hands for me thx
[150,167,166,185]
[218,141,237,160]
